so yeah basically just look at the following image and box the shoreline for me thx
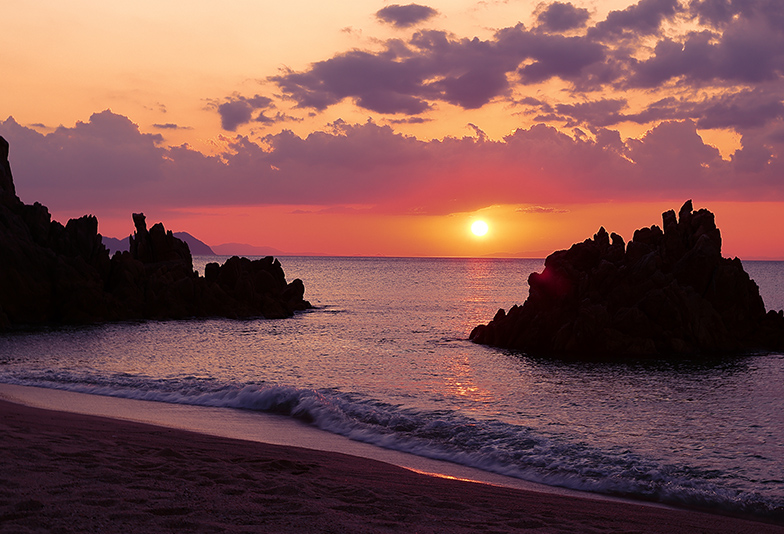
[0,383,600,499]
[1,395,782,532]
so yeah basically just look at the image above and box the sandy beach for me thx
[1,398,781,533]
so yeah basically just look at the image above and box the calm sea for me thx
[1,257,783,520]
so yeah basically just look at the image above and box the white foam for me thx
[0,383,620,502]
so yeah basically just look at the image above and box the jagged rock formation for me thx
[0,136,310,329]
[470,201,784,357]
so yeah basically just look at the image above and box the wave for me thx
[1,370,781,520]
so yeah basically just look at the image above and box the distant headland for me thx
[0,136,310,329]
[470,200,784,357]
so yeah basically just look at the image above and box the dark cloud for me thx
[215,94,274,131]
[589,0,681,40]
[527,86,784,134]
[688,0,735,26]
[271,50,433,114]
[153,123,193,130]
[553,99,627,127]
[254,111,304,125]
[629,31,716,87]
[689,0,784,30]
[630,4,784,86]
[732,134,774,173]
[626,120,724,185]
[0,111,167,208]
[270,26,606,113]
[691,89,784,130]
[388,116,432,124]
[510,33,606,85]
[535,2,591,32]
[376,4,438,28]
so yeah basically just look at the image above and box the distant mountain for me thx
[102,235,129,254]
[213,243,286,256]
[174,232,215,255]
[102,232,215,255]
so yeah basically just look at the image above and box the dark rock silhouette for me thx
[470,201,784,357]
[102,232,215,255]
[0,136,310,329]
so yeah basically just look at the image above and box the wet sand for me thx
[1,398,782,533]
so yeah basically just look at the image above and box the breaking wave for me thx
[2,369,781,521]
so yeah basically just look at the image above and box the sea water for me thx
[1,257,783,520]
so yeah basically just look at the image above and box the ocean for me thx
[1,256,783,520]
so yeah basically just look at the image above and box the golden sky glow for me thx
[2,0,783,258]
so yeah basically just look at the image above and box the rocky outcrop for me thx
[470,201,784,357]
[0,136,310,329]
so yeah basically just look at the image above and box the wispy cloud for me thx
[517,206,570,214]
[153,123,193,130]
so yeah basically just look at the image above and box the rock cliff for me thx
[470,201,784,357]
[0,136,310,329]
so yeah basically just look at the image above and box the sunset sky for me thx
[2,0,783,258]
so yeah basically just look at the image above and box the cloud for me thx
[153,123,193,130]
[535,2,591,32]
[630,17,784,86]
[625,120,725,184]
[526,87,784,133]
[1,111,782,221]
[270,50,434,114]
[200,0,783,144]
[254,111,304,125]
[376,4,438,28]
[270,26,606,113]
[589,0,681,41]
[619,0,784,89]
[213,94,274,131]
[516,206,570,213]
[290,206,372,215]
[689,0,784,30]
[0,111,168,208]
[388,116,432,124]
[552,99,628,127]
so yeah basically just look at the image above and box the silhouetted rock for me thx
[0,136,310,329]
[0,136,17,205]
[470,200,784,357]
[102,232,214,255]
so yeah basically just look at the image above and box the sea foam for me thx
[2,369,779,519]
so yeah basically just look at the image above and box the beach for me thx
[1,398,781,533]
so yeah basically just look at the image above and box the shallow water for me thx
[1,256,783,519]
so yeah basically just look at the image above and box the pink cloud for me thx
[2,111,782,222]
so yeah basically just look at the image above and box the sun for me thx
[471,220,489,236]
